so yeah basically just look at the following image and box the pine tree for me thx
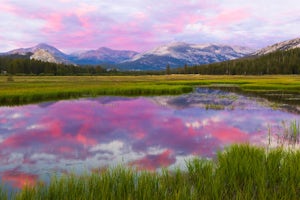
[166,64,171,75]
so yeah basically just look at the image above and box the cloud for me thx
[0,0,299,52]
[0,96,299,186]
[130,150,176,171]
[2,169,38,188]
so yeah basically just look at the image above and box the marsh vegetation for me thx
[0,75,299,105]
[1,144,300,200]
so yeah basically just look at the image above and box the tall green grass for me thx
[2,144,300,199]
[0,186,8,200]
[286,120,300,144]
[0,75,299,105]
[0,85,192,106]
[269,120,300,147]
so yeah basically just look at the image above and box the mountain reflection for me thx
[0,91,299,188]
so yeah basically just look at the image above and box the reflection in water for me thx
[0,89,299,189]
[2,170,37,189]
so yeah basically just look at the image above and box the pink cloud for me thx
[76,134,97,146]
[0,96,298,190]
[130,150,176,171]
[208,8,251,27]
[0,4,21,13]
[207,122,250,143]
[42,14,64,32]
[0,0,300,52]
[2,170,38,189]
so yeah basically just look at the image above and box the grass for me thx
[1,144,300,199]
[0,75,299,105]
[205,104,225,110]
[0,186,8,200]
[269,120,300,148]
[282,120,300,145]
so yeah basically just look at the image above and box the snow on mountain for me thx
[7,43,66,56]
[30,49,63,64]
[4,43,72,64]
[2,44,137,65]
[69,47,138,65]
[120,42,254,70]
[1,42,254,70]
[253,38,300,56]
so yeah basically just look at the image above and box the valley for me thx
[1,0,300,199]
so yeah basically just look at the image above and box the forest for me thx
[1,48,300,75]
[173,48,300,75]
[0,53,108,75]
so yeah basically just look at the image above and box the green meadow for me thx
[0,75,299,105]
[1,144,300,200]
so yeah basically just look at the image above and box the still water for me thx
[0,88,299,189]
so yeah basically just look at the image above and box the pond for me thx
[0,88,299,190]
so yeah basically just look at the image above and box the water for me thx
[0,88,299,189]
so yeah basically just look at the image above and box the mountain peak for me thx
[165,41,189,47]
[33,43,64,54]
[2,41,254,70]
[254,37,300,56]
[123,42,254,70]
[97,47,112,51]
[30,49,61,64]
[36,43,52,48]
[68,47,138,65]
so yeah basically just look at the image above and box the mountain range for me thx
[69,47,138,65]
[1,37,299,71]
[253,37,300,56]
[0,43,253,70]
[118,42,253,70]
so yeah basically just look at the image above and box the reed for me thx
[2,144,300,199]
[0,75,299,106]
[0,186,8,200]
[269,120,300,147]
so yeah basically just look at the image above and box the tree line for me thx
[172,48,300,75]
[0,54,109,75]
[1,48,300,76]
[0,54,165,76]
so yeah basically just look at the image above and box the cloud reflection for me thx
[0,93,299,189]
[2,169,38,189]
[130,150,176,171]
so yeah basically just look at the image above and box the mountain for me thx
[118,42,254,70]
[69,47,138,65]
[1,42,254,70]
[179,45,300,76]
[253,37,300,56]
[30,49,67,64]
[3,43,71,64]
[2,44,138,66]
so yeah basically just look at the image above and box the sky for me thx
[0,0,299,53]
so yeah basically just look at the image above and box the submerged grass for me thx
[269,120,300,148]
[3,144,300,199]
[0,75,299,105]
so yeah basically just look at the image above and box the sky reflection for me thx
[0,90,299,188]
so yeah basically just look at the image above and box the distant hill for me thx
[1,42,253,70]
[69,47,138,65]
[30,49,68,64]
[1,44,138,66]
[1,38,300,75]
[176,45,300,75]
[4,37,300,73]
[118,42,253,70]
[253,37,300,56]
[2,43,71,64]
